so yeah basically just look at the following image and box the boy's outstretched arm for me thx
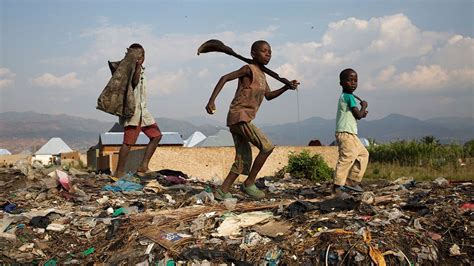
[206,66,251,114]
[264,80,300,101]
[351,101,368,120]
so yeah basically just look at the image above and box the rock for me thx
[361,192,376,205]
[432,177,449,187]
[449,244,461,256]
[18,243,34,252]
[35,192,47,203]
[46,223,66,232]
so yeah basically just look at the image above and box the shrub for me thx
[464,139,474,157]
[368,137,465,167]
[286,150,333,182]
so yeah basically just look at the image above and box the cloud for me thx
[32,72,83,89]
[147,69,189,95]
[272,13,473,94]
[32,13,473,122]
[0,68,16,89]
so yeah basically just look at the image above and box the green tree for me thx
[421,136,439,145]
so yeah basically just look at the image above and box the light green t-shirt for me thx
[335,93,358,134]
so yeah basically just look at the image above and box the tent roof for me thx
[35,138,73,155]
[184,131,206,147]
[197,130,233,147]
[100,132,184,146]
[0,149,12,155]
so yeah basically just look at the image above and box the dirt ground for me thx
[0,163,472,265]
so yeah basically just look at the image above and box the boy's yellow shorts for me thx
[228,121,274,175]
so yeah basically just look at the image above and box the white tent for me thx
[184,131,206,147]
[0,149,12,155]
[34,137,73,164]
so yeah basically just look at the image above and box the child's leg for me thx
[333,133,358,186]
[221,127,252,193]
[242,123,274,187]
[115,144,131,178]
[347,143,369,183]
[114,125,141,177]
[138,123,162,173]
[221,172,240,193]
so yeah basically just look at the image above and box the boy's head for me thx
[339,68,358,93]
[129,43,145,64]
[251,40,271,65]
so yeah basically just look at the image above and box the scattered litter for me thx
[213,211,273,237]
[0,165,471,265]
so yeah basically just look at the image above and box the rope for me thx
[296,88,302,145]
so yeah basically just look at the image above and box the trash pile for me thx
[0,161,472,265]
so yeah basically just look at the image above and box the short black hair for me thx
[129,43,143,49]
[339,68,356,81]
[251,40,269,52]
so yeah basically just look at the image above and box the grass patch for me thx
[365,161,474,181]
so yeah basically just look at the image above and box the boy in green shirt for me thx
[334,68,369,193]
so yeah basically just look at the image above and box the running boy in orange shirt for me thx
[205,40,299,200]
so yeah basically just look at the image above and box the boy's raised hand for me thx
[205,101,216,114]
[288,80,300,90]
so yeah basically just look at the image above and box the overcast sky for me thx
[1,0,473,125]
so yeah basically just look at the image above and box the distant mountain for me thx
[0,111,113,153]
[261,117,335,146]
[180,116,222,127]
[0,111,472,153]
[0,112,224,153]
[262,114,474,146]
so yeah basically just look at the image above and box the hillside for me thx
[0,111,472,153]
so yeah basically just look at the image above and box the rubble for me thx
[0,164,472,265]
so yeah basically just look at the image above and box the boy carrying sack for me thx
[205,40,299,200]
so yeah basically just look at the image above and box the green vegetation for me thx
[368,136,467,168]
[285,150,334,182]
[366,136,474,181]
[365,161,473,181]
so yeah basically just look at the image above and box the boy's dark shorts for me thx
[123,123,162,145]
[229,122,274,175]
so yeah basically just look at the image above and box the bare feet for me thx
[112,171,125,180]
[136,167,151,174]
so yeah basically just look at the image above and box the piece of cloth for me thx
[333,132,369,186]
[119,67,156,127]
[103,179,143,192]
[97,48,141,118]
[227,64,270,126]
[157,169,189,178]
[283,200,318,218]
[319,197,358,213]
[229,122,274,175]
[29,216,51,229]
[335,93,358,134]
[123,121,161,145]
[163,175,187,185]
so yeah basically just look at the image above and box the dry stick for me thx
[325,244,332,266]
[339,240,363,265]
[296,88,301,144]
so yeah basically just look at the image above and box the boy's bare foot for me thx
[136,167,151,173]
[112,171,125,181]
